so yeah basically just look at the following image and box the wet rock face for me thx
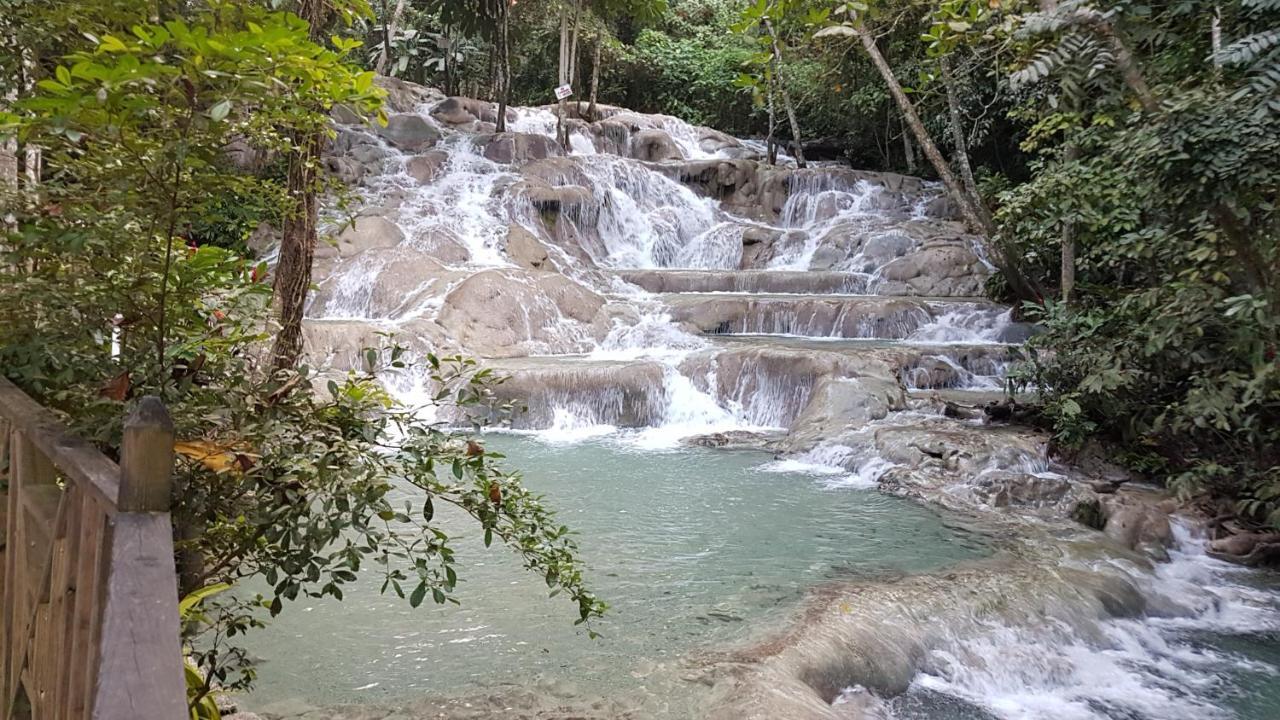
[875,244,991,296]
[405,150,449,184]
[318,216,404,260]
[630,128,684,162]
[505,224,553,270]
[480,359,668,428]
[376,114,440,151]
[435,269,609,357]
[430,96,515,130]
[374,75,445,113]
[667,295,939,339]
[474,132,566,164]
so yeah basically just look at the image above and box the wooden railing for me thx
[0,377,186,719]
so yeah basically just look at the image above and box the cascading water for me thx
[252,82,1280,720]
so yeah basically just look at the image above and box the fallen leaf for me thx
[175,440,257,474]
[99,371,130,401]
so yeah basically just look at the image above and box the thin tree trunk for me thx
[271,131,321,369]
[495,0,509,132]
[272,0,330,369]
[856,26,1040,301]
[568,0,582,81]
[443,30,454,94]
[377,0,392,75]
[1061,142,1078,304]
[377,0,408,76]
[587,35,601,120]
[762,18,806,168]
[1211,4,1222,72]
[858,28,984,233]
[556,6,569,145]
[901,118,916,173]
[940,57,990,227]
[766,72,778,166]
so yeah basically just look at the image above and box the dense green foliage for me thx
[0,0,604,711]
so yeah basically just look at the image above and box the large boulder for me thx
[789,376,906,441]
[436,269,608,357]
[404,150,449,184]
[475,132,566,165]
[374,75,444,112]
[377,114,440,151]
[629,129,684,162]
[875,244,990,296]
[588,120,633,156]
[514,180,594,216]
[1101,497,1174,556]
[431,96,514,128]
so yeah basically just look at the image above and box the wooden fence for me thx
[0,377,186,719]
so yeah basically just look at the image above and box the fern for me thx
[1215,28,1280,66]
[1243,0,1280,12]
[1011,31,1114,103]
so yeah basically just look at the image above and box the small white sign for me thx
[554,84,573,100]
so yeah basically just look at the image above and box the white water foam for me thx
[896,523,1280,720]
[759,443,895,490]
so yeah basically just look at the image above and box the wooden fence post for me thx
[91,397,185,720]
[117,397,174,512]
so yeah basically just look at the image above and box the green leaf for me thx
[209,99,232,123]
[814,25,858,39]
[179,582,232,618]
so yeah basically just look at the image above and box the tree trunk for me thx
[766,72,778,166]
[940,57,990,228]
[443,31,454,94]
[1061,142,1078,304]
[377,0,392,75]
[858,29,984,233]
[1211,4,1222,72]
[556,6,569,146]
[495,0,509,132]
[901,117,916,172]
[587,35,601,121]
[856,26,1041,301]
[271,130,321,370]
[271,0,330,370]
[763,18,805,168]
[376,0,408,76]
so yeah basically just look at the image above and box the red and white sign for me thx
[554,84,573,100]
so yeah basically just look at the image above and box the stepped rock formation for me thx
[268,78,1244,720]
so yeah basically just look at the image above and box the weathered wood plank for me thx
[90,513,186,720]
[0,379,119,512]
[67,499,106,720]
[50,487,80,720]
